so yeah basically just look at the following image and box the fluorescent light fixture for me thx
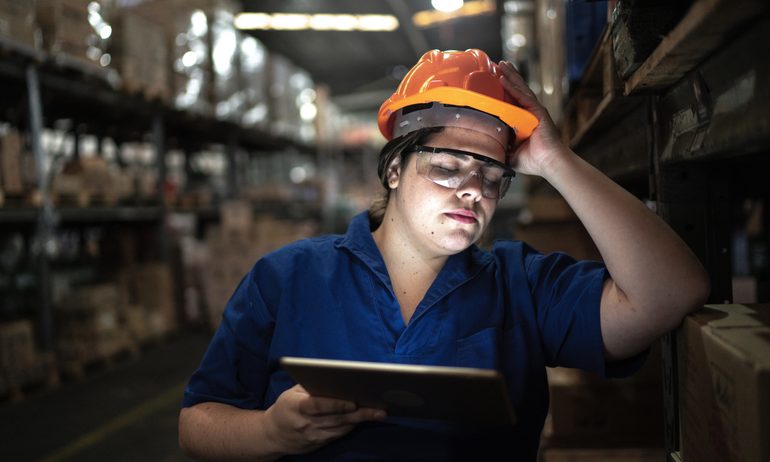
[271,13,309,30]
[234,12,271,29]
[432,0,464,13]
[413,0,496,28]
[308,14,338,30]
[234,13,399,31]
[358,15,399,31]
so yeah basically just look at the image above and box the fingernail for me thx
[373,411,386,420]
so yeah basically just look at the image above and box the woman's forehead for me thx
[423,127,507,162]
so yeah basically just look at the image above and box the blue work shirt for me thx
[183,211,644,461]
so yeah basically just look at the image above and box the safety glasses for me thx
[407,145,515,200]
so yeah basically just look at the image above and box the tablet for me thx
[279,356,515,424]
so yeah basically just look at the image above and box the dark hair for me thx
[368,127,444,230]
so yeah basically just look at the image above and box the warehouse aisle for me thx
[0,330,213,462]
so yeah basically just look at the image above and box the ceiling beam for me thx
[385,0,431,59]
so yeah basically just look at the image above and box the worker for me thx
[178,49,710,461]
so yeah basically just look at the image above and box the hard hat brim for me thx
[378,87,539,143]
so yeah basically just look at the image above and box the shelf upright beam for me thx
[152,112,168,261]
[26,63,54,351]
[651,94,733,456]
[226,130,238,199]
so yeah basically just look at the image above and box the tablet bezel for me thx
[279,356,516,425]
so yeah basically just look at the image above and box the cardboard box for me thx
[678,304,770,462]
[110,10,169,100]
[0,130,23,194]
[0,320,37,373]
[544,377,664,448]
[544,343,664,448]
[539,447,665,462]
[36,0,112,67]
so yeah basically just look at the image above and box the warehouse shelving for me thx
[0,30,318,358]
[560,3,769,460]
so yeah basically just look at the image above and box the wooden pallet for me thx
[58,339,140,381]
[0,189,43,208]
[121,78,170,105]
[51,189,121,208]
[560,24,643,150]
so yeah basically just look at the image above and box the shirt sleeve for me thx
[181,256,279,409]
[520,243,646,378]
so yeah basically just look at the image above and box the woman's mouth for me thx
[445,210,478,224]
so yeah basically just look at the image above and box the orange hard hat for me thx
[378,49,538,144]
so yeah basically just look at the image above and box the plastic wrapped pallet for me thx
[238,35,269,129]
[36,0,115,69]
[209,2,242,122]
[268,54,316,144]
[130,0,213,115]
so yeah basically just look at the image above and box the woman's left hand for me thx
[498,60,570,178]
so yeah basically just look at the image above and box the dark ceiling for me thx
[238,0,505,111]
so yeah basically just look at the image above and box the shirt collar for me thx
[336,211,494,300]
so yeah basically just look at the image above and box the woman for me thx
[178,49,710,461]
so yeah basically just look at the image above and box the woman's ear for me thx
[387,156,401,189]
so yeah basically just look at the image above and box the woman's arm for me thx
[499,61,711,360]
[179,385,386,461]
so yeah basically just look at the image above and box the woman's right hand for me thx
[264,384,387,456]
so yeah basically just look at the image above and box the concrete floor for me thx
[0,329,213,462]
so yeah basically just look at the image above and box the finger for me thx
[312,408,387,429]
[498,61,545,114]
[298,396,357,416]
[499,61,536,97]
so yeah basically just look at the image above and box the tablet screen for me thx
[280,356,516,424]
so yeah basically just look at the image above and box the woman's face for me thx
[387,126,508,256]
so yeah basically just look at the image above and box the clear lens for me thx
[416,151,511,199]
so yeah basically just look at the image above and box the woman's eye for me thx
[434,166,459,174]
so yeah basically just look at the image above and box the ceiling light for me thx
[334,14,358,31]
[308,14,337,30]
[432,0,464,13]
[234,13,271,29]
[234,13,399,31]
[358,15,399,31]
[271,13,309,30]
[413,0,495,28]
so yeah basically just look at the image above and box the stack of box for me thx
[0,319,59,400]
[0,129,24,201]
[0,0,40,49]
[131,0,214,116]
[109,9,169,101]
[540,344,665,460]
[118,262,177,342]
[198,200,317,329]
[201,200,260,328]
[56,283,136,376]
[268,53,316,143]
[36,0,114,69]
[677,303,770,462]
[238,35,269,129]
[52,156,121,206]
[209,1,242,122]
